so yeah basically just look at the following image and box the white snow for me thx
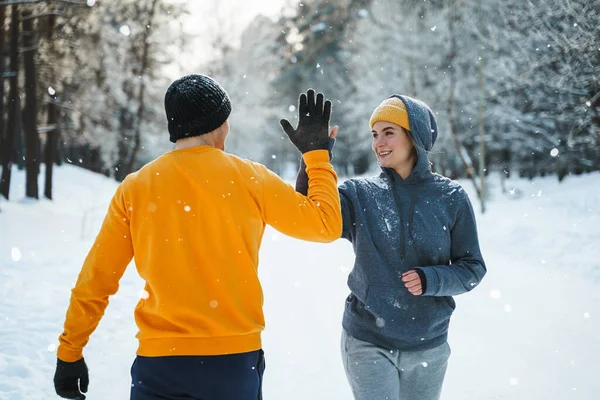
[119,25,131,37]
[1,165,599,399]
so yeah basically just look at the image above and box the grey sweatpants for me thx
[341,330,450,400]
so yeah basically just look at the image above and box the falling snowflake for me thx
[11,247,22,262]
[119,25,131,36]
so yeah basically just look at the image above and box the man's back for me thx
[59,145,341,361]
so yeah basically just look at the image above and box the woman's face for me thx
[371,121,416,170]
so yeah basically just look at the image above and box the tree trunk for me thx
[14,93,24,169]
[124,0,160,176]
[114,107,133,181]
[0,6,4,210]
[44,12,56,200]
[0,5,19,200]
[446,0,482,202]
[44,97,57,200]
[22,9,39,199]
[0,6,6,164]
[477,0,486,213]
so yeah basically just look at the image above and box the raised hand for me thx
[280,89,332,154]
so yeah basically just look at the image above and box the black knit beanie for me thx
[164,74,232,143]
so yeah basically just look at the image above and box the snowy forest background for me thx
[0,0,598,206]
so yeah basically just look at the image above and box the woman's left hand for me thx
[401,270,423,295]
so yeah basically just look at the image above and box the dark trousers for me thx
[130,350,265,400]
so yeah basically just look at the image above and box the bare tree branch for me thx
[0,0,87,6]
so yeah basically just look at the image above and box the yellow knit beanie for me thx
[369,97,410,132]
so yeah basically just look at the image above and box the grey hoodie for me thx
[338,95,486,351]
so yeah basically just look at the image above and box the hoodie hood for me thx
[381,95,438,183]
[390,95,438,152]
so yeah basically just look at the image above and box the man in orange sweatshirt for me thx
[53,74,342,400]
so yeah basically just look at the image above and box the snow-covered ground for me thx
[1,165,599,400]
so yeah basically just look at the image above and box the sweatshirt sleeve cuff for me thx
[414,267,438,296]
[57,344,83,362]
[302,149,330,166]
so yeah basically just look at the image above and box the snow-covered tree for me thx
[37,0,186,181]
[272,0,372,175]
[486,0,599,179]
[204,15,284,167]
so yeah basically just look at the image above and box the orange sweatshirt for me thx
[57,147,341,362]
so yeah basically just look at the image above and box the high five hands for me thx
[280,89,334,154]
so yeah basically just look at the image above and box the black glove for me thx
[54,358,89,399]
[280,89,332,154]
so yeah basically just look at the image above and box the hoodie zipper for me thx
[389,178,421,262]
[388,180,406,260]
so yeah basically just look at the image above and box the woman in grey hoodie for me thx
[294,95,487,400]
